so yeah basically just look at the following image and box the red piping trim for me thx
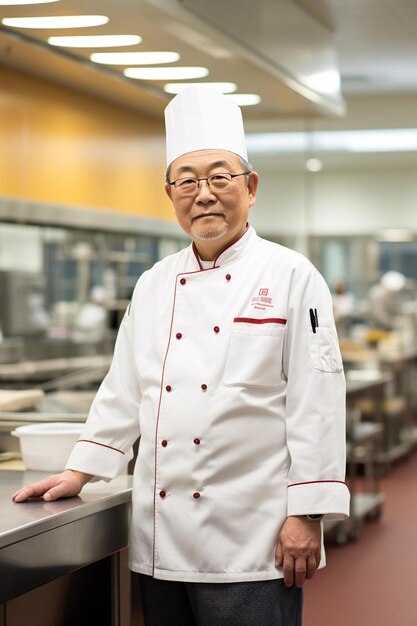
[234,317,287,325]
[192,242,204,270]
[152,276,180,575]
[288,480,347,487]
[191,223,250,269]
[77,439,125,455]
[213,223,249,265]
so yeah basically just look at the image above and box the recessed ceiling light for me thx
[0,1,59,5]
[2,15,109,29]
[48,35,142,48]
[306,158,323,172]
[124,67,209,80]
[226,94,261,106]
[306,70,341,96]
[164,82,237,94]
[91,51,180,65]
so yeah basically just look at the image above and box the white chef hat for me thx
[164,86,248,166]
[380,271,406,292]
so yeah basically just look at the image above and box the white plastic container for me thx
[11,422,83,472]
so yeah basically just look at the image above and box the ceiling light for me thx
[2,15,109,29]
[306,158,323,172]
[124,67,209,80]
[345,129,417,153]
[0,1,59,5]
[306,70,341,96]
[246,129,417,154]
[377,230,415,243]
[91,51,180,65]
[48,35,142,48]
[164,82,237,95]
[226,94,261,106]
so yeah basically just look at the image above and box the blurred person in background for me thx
[332,280,357,338]
[71,285,108,343]
[368,271,406,331]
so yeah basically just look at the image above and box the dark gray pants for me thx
[138,573,303,626]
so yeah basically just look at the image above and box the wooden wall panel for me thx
[0,66,173,221]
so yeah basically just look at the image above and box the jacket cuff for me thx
[287,480,350,520]
[65,439,131,481]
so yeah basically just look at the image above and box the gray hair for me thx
[165,154,253,185]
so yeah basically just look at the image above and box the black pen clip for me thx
[314,308,319,328]
[309,308,317,333]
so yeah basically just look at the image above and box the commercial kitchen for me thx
[1,1,417,625]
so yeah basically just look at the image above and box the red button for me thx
[166,385,172,392]
[161,440,168,447]
[194,438,201,445]
[225,274,231,281]
[201,383,207,391]
[180,278,186,285]
[193,492,201,499]
[159,490,166,498]
[213,326,220,333]
[176,332,182,340]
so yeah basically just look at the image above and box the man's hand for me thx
[12,469,92,503]
[275,515,321,588]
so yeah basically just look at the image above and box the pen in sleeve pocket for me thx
[309,308,317,333]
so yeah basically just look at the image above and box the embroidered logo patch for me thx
[251,288,274,310]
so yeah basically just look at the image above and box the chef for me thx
[13,86,350,626]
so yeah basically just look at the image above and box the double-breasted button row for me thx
[175,328,219,338]
[160,438,201,446]
[179,275,231,283]
[165,384,207,391]
[159,490,201,499]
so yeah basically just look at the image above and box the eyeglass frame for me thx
[168,171,251,192]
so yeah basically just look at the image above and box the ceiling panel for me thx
[0,0,345,120]
[326,0,417,94]
[1,0,417,121]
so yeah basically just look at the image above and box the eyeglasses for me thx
[168,172,250,195]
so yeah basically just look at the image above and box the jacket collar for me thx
[191,224,256,270]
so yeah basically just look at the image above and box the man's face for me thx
[165,149,258,256]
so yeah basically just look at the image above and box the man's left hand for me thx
[275,516,321,588]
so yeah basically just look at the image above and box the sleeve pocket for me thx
[309,317,343,373]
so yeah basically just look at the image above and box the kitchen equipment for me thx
[0,389,44,412]
[11,422,82,471]
[0,271,48,337]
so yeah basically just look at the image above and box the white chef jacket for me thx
[66,225,350,583]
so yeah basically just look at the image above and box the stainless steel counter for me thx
[0,472,132,605]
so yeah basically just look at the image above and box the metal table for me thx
[0,472,132,625]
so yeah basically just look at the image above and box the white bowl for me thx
[11,422,83,472]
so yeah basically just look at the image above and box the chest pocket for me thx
[309,317,343,373]
[223,318,286,388]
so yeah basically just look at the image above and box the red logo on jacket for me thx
[250,288,273,310]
